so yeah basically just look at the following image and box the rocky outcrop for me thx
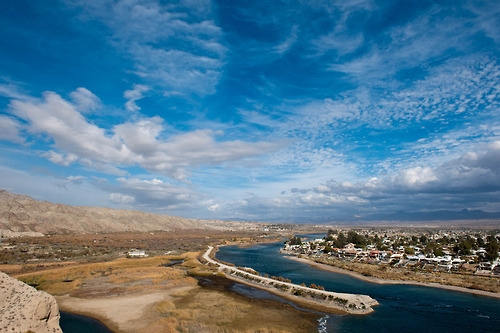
[0,272,62,333]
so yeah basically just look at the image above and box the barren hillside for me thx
[0,190,218,235]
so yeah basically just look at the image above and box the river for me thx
[59,311,113,333]
[216,239,500,333]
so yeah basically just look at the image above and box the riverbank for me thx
[11,250,322,332]
[288,256,500,299]
[203,246,378,315]
[57,288,190,333]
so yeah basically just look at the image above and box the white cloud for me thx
[109,192,136,204]
[65,175,86,185]
[43,151,79,166]
[124,84,149,112]
[8,88,285,180]
[0,80,31,101]
[70,87,101,112]
[0,165,110,208]
[0,115,24,143]
[70,0,226,96]
[273,26,299,55]
[113,177,200,209]
[219,141,500,221]
[207,203,220,211]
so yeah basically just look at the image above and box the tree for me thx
[419,235,428,245]
[347,230,366,247]
[323,245,332,253]
[454,237,473,255]
[433,247,444,257]
[289,237,302,246]
[333,233,347,248]
[405,247,415,255]
[325,234,335,242]
[327,229,337,235]
[485,236,499,262]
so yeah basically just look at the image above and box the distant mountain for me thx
[0,190,220,236]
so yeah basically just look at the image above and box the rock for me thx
[0,272,62,333]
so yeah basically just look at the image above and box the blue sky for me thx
[0,0,499,223]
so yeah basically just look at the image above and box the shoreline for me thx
[203,246,378,315]
[56,289,186,333]
[60,310,114,332]
[287,255,500,299]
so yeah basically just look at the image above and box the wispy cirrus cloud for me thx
[0,115,25,144]
[124,84,149,112]
[68,0,226,96]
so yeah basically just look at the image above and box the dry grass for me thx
[157,287,319,333]
[12,255,197,296]
[8,251,320,333]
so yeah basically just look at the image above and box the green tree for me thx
[433,247,444,257]
[289,237,302,246]
[347,230,366,247]
[485,235,499,262]
[454,237,474,255]
[419,235,428,245]
[405,247,415,255]
[327,229,337,235]
[333,233,347,248]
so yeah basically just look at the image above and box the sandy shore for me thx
[56,286,194,333]
[288,256,500,299]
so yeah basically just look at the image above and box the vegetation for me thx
[289,236,302,246]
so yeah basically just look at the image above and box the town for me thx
[283,229,500,276]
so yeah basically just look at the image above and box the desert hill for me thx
[0,190,225,236]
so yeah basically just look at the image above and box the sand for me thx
[288,256,500,299]
[56,286,194,333]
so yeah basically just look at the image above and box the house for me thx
[343,249,359,258]
[127,250,147,257]
[369,250,390,260]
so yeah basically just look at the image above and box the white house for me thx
[127,250,147,257]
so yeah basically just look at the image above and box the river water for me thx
[216,240,500,333]
[59,311,113,333]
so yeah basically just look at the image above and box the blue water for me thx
[216,240,500,333]
[60,311,113,333]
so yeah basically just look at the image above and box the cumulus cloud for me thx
[7,88,284,180]
[42,151,79,166]
[225,142,500,221]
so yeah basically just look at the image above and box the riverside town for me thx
[282,229,500,276]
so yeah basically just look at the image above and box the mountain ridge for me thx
[0,190,220,235]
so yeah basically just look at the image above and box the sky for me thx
[0,0,499,223]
